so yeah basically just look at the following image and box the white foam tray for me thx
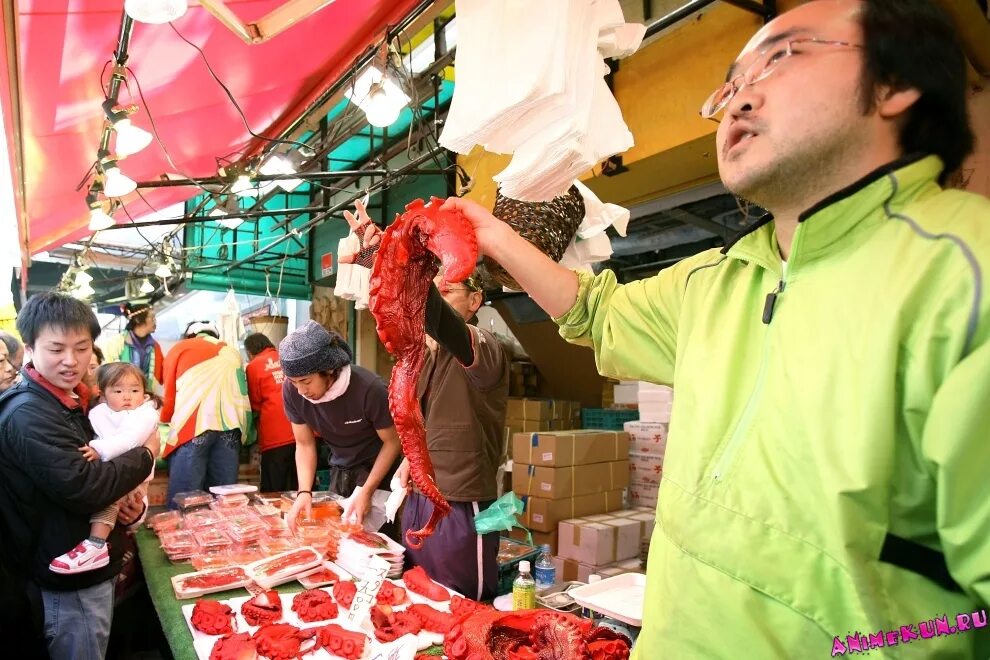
[569,572,646,627]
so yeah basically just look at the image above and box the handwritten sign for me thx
[344,554,390,627]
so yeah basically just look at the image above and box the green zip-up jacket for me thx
[556,156,990,658]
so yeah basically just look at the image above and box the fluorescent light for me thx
[139,278,155,294]
[114,118,152,157]
[125,0,188,24]
[103,165,137,197]
[154,263,172,278]
[88,207,116,231]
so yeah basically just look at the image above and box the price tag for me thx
[542,452,553,462]
[343,554,390,627]
[540,482,552,492]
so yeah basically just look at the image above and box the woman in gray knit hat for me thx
[279,321,401,533]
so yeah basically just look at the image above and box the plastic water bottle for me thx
[512,560,536,610]
[534,544,556,589]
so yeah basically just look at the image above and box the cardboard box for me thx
[558,516,643,565]
[512,430,629,467]
[598,558,646,578]
[613,383,639,405]
[603,510,655,539]
[517,490,624,532]
[629,452,664,485]
[506,419,551,434]
[623,421,668,456]
[627,483,659,509]
[513,461,629,499]
[508,528,559,555]
[507,398,575,421]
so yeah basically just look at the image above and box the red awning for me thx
[7,0,424,254]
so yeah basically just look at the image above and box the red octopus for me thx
[408,603,454,634]
[444,609,631,660]
[403,565,450,602]
[290,589,339,623]
[333,580,357,609]
[252,623,316,659]
[376,580,407,606]
[191,600,235,636]
[370,604,422,643]
[450,594,491,619]
[209,632,255,660]
[313,624,367,659]
[369,197,478,548]
[241,590,282,627]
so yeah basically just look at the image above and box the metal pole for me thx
[98,205,344,230]
[643,0,717,40]
[224,145,444,273]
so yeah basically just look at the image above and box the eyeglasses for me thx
[700,38,863,119]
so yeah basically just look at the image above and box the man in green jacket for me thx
[444,0,990,657]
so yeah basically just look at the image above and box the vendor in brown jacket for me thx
[397,271,509,600]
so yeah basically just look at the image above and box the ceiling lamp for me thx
[154,262,173,278]
[125,0,188,24]
[259,154,304,192]
[230,174,254,197]
[345,64,410,129]
[72,283,96,300]
[85,180,116,230]
[103,100,152,157]
[102,160,137,198]
[74,270,94,287]
[139,278,155,294]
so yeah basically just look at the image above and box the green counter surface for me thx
[135,527,305,660]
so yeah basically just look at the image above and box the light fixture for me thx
[230,174,254,197]
[139,278,155,294]
[102,99,152,157]
[74,270,93,286]
[154,263,173,278]
[89,208,115,231]
[101,159,137,198]
[364,82,403,128]
[345,64,410,129]
[72,283,96,299]
[124,0,188,24]
[259,154,303,192]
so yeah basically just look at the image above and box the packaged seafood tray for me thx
[193,526,233,550]
[183,508,224,529]
[226,514,266,542]
[252,502,281,518]
[146,510,182,533]
[209,484,258,496]
[171,566,252,599]
[190,549,234,571]
[214,493,250,509]
[340,530,404,556]
[259,536,301,555]
[246,546,323,590]
[226,543,266,565]
[296,561,351,589]
[173,490,214,511]
[161,530,198,555]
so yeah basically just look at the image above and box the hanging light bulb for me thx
[102,161,137,198]
[124,0,188,24]
[154,263,173,278]
[259,154,303,192]
[364,82,402,128]
[72,283,96,299]
[74,270,93,286]
[89,207,115,231]
[230,174,254,197]
[139,278,155,294]
[113,118,152,157]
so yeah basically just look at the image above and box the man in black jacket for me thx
[0,293,155,659]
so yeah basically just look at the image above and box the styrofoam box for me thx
[629,452,663,485]
[612,384,639,405]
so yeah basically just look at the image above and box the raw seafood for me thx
[370,604,422,643]
[191,600,235,636]
[241,590,283,627]
[348,530,388,550]
[444,610,632,660]
[450,594,490,619]
[252,623,316,660]
[408,603,454,634]
[313,624,367,659]
[332,580,357,609]
[369,197,478,548]
[252,548,320,579]
[209,632,255,660]
[291,589,339,623]
[402,566,450,602]
[176,567,250,592]
[376,580,407,606]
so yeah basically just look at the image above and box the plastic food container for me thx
[160,530,198,554]
[296,561,350,589]
[246,546,323,590]
[260,536,301,555]
[183,509,224,529]
[190,550,234,571]
[227,544,266,565]
[193,527,233,549]
[215,493,250,509]
[569,573,646,627]
[171,566,252,599]
[173,490,214,511]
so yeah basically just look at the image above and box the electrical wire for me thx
[168,23,316,155]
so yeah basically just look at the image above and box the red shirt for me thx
[245,347,295,452]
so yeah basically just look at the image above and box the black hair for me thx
[0,331,22,360]
[124,303,153,332]
[96,361,163,409]
[183,321,219,339]
[16,292,101,348]
[244,332,275,357]
[93,345,105,365]
[858,0,974,183]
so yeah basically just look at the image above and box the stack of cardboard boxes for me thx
[505,397,582,435]
[510,430,629,553]
[552,507,656,582]
[624,384,672,509]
